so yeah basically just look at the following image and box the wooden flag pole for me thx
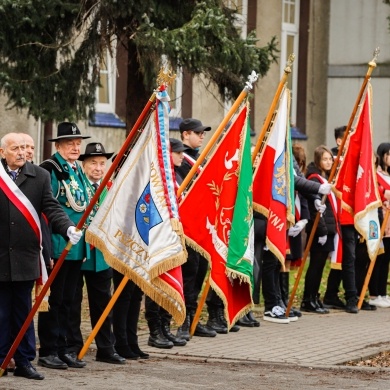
[185,72,258,336]
[0,75,170,376]
[251,54,294,163]
[285,49,379,317]
[357,209,390,309]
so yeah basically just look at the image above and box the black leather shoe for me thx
[229,323,240,332]
[161,322,187,346]
[323,296,346,310]
[96,352,126,364]
[129,344,149,359]
[246,311,260,327]
[194,323,217,337]
[59,352,86,368]
[237,314,255,327]
[14,364,44,380]
[38,355,68,369]
[115,345,139,360]
[361,300,377,311]
[345,297,359,314]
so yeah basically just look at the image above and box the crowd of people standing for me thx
[1,120,389,383]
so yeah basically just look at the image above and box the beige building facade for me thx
[0,0,389,162]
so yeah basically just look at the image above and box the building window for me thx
[96,48,116,113]
[281,0,300,126]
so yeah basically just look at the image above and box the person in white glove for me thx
[288,219,308,237]
[318,235,327,245]
[318,182,332,195]
[314,199,326,214]
[66,226,83,245]
[300,146,339,315]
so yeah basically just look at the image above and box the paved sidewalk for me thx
[138,308,390,367]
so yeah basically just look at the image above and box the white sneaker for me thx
[263,306,290,324]
[383,295,390,306]
[368,296,390,308]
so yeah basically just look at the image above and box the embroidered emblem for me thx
[71,125,77,134]
[95,143,102,153]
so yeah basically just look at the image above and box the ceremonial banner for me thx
[334,83,381,260]
[86,89,187,324]
[180,104,253,328]
[253,88,295,263]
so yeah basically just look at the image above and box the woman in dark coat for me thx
[301,145,339,313]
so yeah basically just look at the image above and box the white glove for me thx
[67,226,82,245]
[288,219,308,237]
[318,183,332,195]
[314,199,326,214]
[318,235,327,245]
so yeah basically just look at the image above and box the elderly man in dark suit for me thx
[0,132,82,380]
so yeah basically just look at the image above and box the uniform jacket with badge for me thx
[0,160,72,282]
[175,145,199,179]
[40,152,87,260]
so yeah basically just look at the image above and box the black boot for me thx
[161,320,187,346]
[246,311,260,327]
[147,322,174,349]
[236,314,255,327]
[216,308,240,332]
[300,295,326,314]
[129,344,149,359]
[316,294,329,314]
[176,314,191,341]
[206,307,227,334]
[345,296,359,314]
[190,311,217,337]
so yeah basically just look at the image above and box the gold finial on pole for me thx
[284,53,295,75]
[157,68,177,87]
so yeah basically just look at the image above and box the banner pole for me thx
[286,49,379,317]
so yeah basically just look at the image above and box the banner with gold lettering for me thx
[86,88,187,324]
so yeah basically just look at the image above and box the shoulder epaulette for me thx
[40,156,70,181]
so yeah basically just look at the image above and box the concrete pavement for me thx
[138,308,390,367]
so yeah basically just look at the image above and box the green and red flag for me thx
[179,104,253,328]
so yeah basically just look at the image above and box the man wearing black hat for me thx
[65,142,126,364]
[38,122,91,370]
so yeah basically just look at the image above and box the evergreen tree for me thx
[0,0,278,127]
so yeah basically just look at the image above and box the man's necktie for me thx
[9,171,17,181]
[71,165,78,175]
[92,182,99,191]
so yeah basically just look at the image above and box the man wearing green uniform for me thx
[67,142,126,364]
[38,122,90,370]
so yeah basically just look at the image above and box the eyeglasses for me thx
[192,131,205,137]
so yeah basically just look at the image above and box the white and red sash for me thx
[183,152,203,175]
[0,163,48,284]
[377,170,390,192]
[307,173,343,268]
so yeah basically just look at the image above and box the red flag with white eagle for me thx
[333,82,381,260]
[179,104,253,328]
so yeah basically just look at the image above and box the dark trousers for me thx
[0,280,35,367]
[355,241,370,295]
[253,219,265,304]
[340,225,358,300]
[303,251,328,298]
[363,237,390,297]
[325,269,342,299]
[67,268,115,355]
[112,270,143,348]
[181,246,208,312]
[38,259,83,357]
[262,250,281,311]
[144,296,171,324]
